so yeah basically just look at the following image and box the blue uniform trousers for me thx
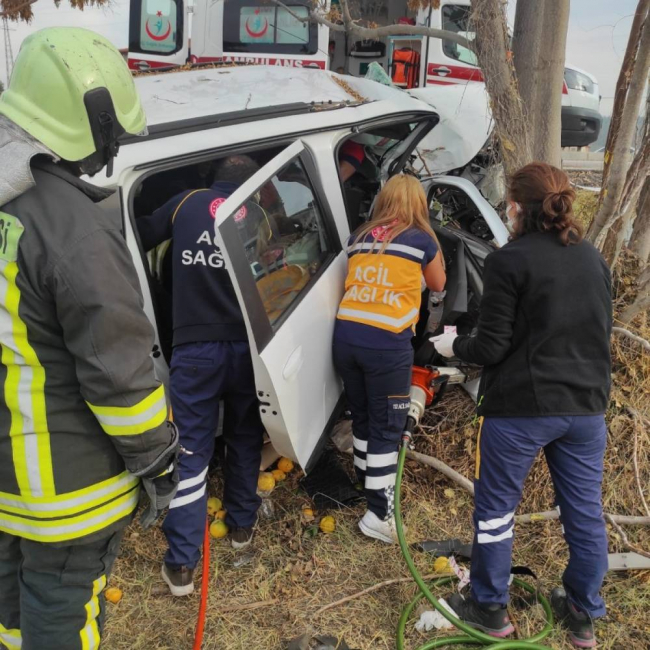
[163,341,264,569]
[333,341,413,519]
[471,415,608,618]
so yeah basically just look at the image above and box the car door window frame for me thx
[335,114,439,229]
[122,138,298,346]
[216,145,342,352]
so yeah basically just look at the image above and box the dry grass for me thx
[103,369,650,650]
[104,192,650,650]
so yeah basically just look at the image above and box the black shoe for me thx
[551,587,597,648]
[231,526,255,550]
[161,563,195,597]
[447,593,515,638]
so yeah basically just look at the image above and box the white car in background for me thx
[562,64,602,148]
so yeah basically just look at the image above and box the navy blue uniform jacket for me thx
[138,181,254,346]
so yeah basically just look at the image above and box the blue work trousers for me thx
[471,415,608,618]
[163,341,264,570]
[333,341,413,519]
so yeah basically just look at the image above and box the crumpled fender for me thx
[408,83,493,174]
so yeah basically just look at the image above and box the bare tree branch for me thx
[516,511,650,525]
[266,0,474,50]
[406,449,475,494]
[587,0,650,246]
[0,0,37,18]
[631,410,650,518]
[606,514,650,559]
[471,0,533,176]
[612,326,650,352]
[315,572,440,616]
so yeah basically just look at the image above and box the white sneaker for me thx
[358,510,400,544]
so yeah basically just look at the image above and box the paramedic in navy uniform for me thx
[432,163,612,648]
[334,174,446,544]
[137,155,265,596]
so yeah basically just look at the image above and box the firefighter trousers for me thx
[333,341,413,520]
[471,415,608,618]
[163,341,264,570]
[0,529,123,650]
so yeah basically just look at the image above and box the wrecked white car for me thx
[91,65,508,470]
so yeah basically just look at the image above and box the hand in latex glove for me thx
[430,332,458,358]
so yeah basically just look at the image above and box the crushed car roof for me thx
[134,65,413,127]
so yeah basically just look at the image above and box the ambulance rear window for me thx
[224,1,318,54]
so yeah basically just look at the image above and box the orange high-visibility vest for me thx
[337,229,433,334]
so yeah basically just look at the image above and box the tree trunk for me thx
[601,0,650,193]
[631,177,650,263]
[512,0,570,167]
[512,0,543,135]
[619,266,650,324]
[587,0,650,244]
[471,0,533,177]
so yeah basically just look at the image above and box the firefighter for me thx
[0,28,178,650]
[432,163,612,648]
[334,174,446,543]
[137,155,266,596]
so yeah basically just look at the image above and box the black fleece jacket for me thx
[453,232,612,417]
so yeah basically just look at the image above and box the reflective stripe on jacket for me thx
[0,154,172,543]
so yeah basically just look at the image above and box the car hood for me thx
[408,84,493,174]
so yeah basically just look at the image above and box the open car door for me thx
[213,141,346,470]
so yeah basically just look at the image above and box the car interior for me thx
[337,132,494,369]
[132,133,494,371]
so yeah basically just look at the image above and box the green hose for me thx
[394,439,554,650]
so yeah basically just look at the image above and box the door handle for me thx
[282,346,304,381]
[431,67,451,76]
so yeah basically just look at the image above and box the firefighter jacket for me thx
[0,121,173,544]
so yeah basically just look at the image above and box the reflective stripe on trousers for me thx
[333,341,413,520]
[470,415,608,617]
[79,576,106,650]
[0,529,123,650]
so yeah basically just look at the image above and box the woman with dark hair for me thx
[431,163,612,649]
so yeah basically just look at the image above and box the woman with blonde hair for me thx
[334,174,446,543]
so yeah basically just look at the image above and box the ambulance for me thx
[127,0,602,147]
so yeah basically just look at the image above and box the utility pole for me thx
[3,16,14,85]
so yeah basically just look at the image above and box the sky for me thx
[0,0,640,114]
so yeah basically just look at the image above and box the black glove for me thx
[133,421,180,529]
[140,462,179,529]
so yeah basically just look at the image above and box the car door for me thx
[212,140,346,471]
